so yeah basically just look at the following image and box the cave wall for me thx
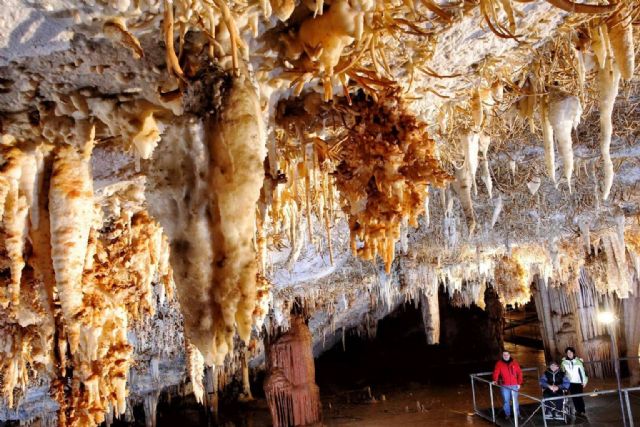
[532,270,640,383]
[439,285,504,364]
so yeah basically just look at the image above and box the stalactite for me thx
[264,316,321,427]
[479,133,493,198]
[1,129,176,426]
[490,194,502,229]
[187,343,205,404]
[493,255,530,305]
[205,76,267,364]
[160,75,267,368]
[419,286,440,345]
[452,162,476,236]
[606,3,635,80]
[598,55,621,201]
[538,99,556,187]
[332,88,450,272]
[49,125,95,354]
[0,146,43,309]
[424,187,431,227]
[463,131,479,196]
[548,94,582,193]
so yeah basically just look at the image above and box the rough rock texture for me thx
[1,0,640,425]
[264,316,322,427]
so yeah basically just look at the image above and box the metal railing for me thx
[470,358,640,426]
[470,367,541,426]
[623,386,640,427]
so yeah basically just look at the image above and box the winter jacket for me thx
[540,369,570,391]
[561,357,588,385]
[493,358,523,386]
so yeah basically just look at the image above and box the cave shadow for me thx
[314,285,505,395]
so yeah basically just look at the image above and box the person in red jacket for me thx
[492,350,523,420]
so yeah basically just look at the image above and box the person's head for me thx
[565,347,576,359]
[549,361,559,372]
[502,350,511,362]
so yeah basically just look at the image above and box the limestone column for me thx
[264,316,321,427]
[531,275,558,360]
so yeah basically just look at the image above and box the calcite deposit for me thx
[1,0,640,425]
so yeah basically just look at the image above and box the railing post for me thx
[624,390,634,427]
[470,375,478,414]
[489,382,496,424]
[512,387,518,427]
[541,397,548,427]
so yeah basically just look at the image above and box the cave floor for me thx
[319,343,543,426]
[147,343,639,426]
[319,343,638,427]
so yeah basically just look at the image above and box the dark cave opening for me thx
[314,285,506,394]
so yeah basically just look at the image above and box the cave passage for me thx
[316,287,507,391]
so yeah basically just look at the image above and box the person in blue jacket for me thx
[540,361,570,417]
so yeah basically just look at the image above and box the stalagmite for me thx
[49,125,95,352]
[264,316,321,427]
[240,346,254,400]
[548,94,582,193]
[204,366,220,421]
[598,56,620,201]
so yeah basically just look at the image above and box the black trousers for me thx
[543,389,563,412]
[568,383,585,413]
